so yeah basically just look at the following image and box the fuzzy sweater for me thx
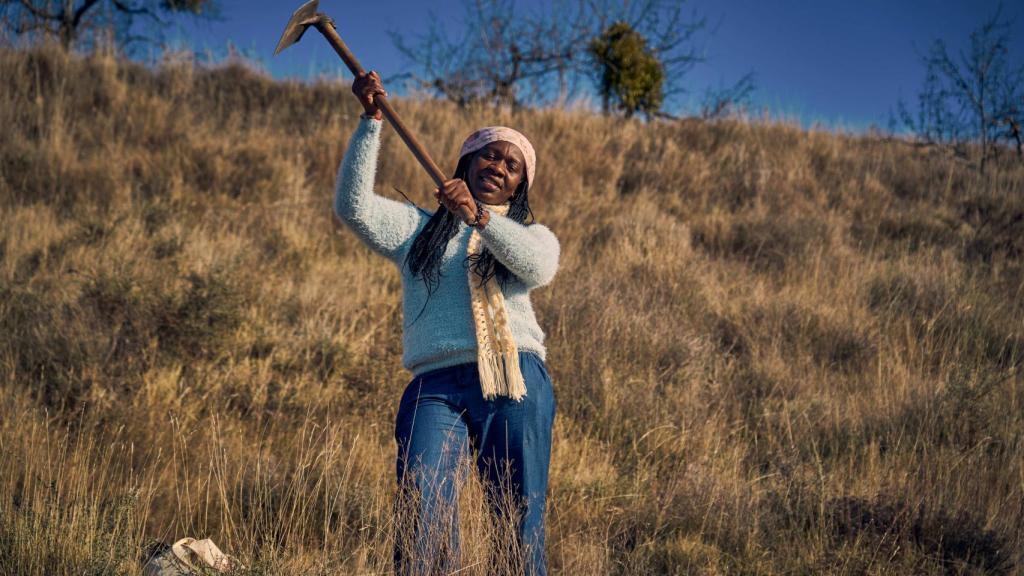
[334,117,560,376]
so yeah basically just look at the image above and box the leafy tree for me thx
[895,6,1023,171]
[588,21,663,118]
[0,0,215,51]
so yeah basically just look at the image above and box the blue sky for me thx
[169,0,1024,132]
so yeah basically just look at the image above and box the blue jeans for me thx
[394,351,556,576]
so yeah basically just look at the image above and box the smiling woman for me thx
[333,71,560,575]
[462,141,526,205]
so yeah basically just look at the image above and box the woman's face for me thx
[466,141,526,205]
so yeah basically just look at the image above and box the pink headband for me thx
[458,126,536,186]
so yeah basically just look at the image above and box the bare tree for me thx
[1005,107,1022,159]
[0,0,215,51]
[996,84,1023,160]
[700,71,756,120]
[389,0,752,117]
[896,6,1023,171]
[389,0,592,109]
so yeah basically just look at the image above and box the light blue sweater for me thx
[334,117,560,376]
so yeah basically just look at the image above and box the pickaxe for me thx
[274,0,447,189]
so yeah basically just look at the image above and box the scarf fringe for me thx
[478,351,502,400]
[477,350,527,401]
[502,350,527,401]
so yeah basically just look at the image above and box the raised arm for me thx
[333,73,428,263]
[479,214,560,289]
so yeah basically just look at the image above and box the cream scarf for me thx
[466,202,527,401]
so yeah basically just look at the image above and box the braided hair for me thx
[403,150,534,325]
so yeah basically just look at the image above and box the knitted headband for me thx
[458,126,536,186]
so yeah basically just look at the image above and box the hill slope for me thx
[1,46,1022,574]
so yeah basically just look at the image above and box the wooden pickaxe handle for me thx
[313,19,448,189]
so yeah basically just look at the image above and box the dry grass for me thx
[1,44,1022,575]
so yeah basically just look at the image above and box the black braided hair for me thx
[403,149,534,326]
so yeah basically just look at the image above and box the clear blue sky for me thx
[169,0,1023,132]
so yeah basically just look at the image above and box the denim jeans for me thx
[394,350,556,576]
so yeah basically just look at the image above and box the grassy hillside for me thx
[1,45,1022,574]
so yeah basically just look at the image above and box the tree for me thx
[0,0,215,51]
[699,71,756,120]
[588,21,663,118]
[895,7,1024,171]
[389,0,591,109]
[389,0,751,117]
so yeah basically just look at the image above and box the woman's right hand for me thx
[352,71,386,120]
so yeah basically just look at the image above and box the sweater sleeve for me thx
[334,117,429,263]
[478,213,560,289]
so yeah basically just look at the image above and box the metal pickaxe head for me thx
[273,0,322,55]
[272,0,448,189]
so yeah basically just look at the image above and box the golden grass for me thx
[1,44,1022,574]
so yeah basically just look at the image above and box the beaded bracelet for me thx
[470,202,489,229]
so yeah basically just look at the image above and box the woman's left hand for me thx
[434,179,477,224]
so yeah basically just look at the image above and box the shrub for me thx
[960,191,1024,264]
[155,269,245,360]
[826,495,1013,574]
[691,213,831,272]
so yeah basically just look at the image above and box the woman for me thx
[334,71,560,576]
